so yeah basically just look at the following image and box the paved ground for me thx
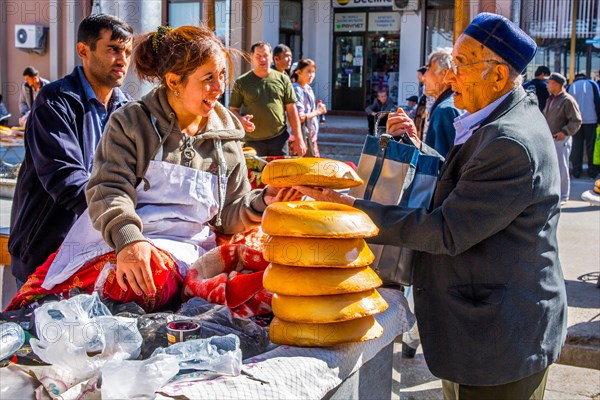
[393,343,600,400]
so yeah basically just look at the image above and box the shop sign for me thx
[333,0,393,8]
[368,12,400,32]
[280,0,302,31]
[334,13,367,32]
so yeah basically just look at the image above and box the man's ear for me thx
[494,64,510,88]
[76,42,88,60]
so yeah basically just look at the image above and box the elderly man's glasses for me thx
[448,58,503,75]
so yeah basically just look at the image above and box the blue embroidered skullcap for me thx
[463,13,537,73]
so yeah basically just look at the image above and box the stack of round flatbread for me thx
[262,197,387,347]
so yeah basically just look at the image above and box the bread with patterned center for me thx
[261,157,363,189]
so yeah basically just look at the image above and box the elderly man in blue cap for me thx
[294,13,567,399]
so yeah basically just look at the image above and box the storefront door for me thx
[332,35,365,111]
[366,34,400,107]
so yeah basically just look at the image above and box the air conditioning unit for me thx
[15,25,47,49]
[392,0,420,12]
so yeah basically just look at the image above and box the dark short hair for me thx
[77,13,133,50]
[417,66,427,74]
[534,66,550,76]
[377,90,388,95]
[23,66,39,77]
[250,41,271,54]
[574,72,587,79]
[273,44,291,57]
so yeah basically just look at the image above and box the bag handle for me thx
[374,110,414,146]
[373,111,391,137]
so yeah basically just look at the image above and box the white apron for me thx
[43,145,228,290]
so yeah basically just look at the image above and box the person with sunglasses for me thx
[295,13,566,399]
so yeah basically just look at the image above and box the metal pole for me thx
[569,0,578,83]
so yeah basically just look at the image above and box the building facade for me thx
[0,0,598,124]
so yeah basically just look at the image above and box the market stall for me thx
[0,289,413,399]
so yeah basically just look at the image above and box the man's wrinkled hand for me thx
[292,186,355,206]
[387,107,421,148]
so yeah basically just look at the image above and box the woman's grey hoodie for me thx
[86,86,266,253]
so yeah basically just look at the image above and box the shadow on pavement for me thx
[564,279,600,309]
[560,205,600,213]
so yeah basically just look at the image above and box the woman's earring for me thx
[174,90,180,97]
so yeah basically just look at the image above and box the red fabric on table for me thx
[182,243,272,319]
[6,249,183,312]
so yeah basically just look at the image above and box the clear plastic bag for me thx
[0,322,25,360]
[101,354,179,399]
[152,334,242,376]
[30,293,142,379]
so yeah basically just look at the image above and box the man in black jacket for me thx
[297,13,566,399]
[9,14,133,285]
[523,65,550,111]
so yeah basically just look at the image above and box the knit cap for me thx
[464,12,537,73]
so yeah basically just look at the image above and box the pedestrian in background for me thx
[272,43,293,78]
[297,13,567,399]
[365,89,395,135]
[417,65,426,97]
[544,73,582,205]
[419,47,463,157]
[289,58,327,157]
[405,95,418,120]
[523,65,550,111]
[0,94,9,125]
[414,66,429,138]
[567,73,600,178]
[9,14,133,286]
[229,42,305,156]
[18,66,49,126]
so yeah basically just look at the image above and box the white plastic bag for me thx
[152,334,242,376]
[101,354,179,399]
[30,293,142,379]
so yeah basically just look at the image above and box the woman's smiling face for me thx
[178,51,227,118]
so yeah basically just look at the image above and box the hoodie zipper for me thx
[181,134,197,167]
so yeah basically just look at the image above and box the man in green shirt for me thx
[229,42,306,156]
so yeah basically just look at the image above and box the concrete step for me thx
[319,125,367,136]
[318,131,367,145]
[558,335,600,370]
